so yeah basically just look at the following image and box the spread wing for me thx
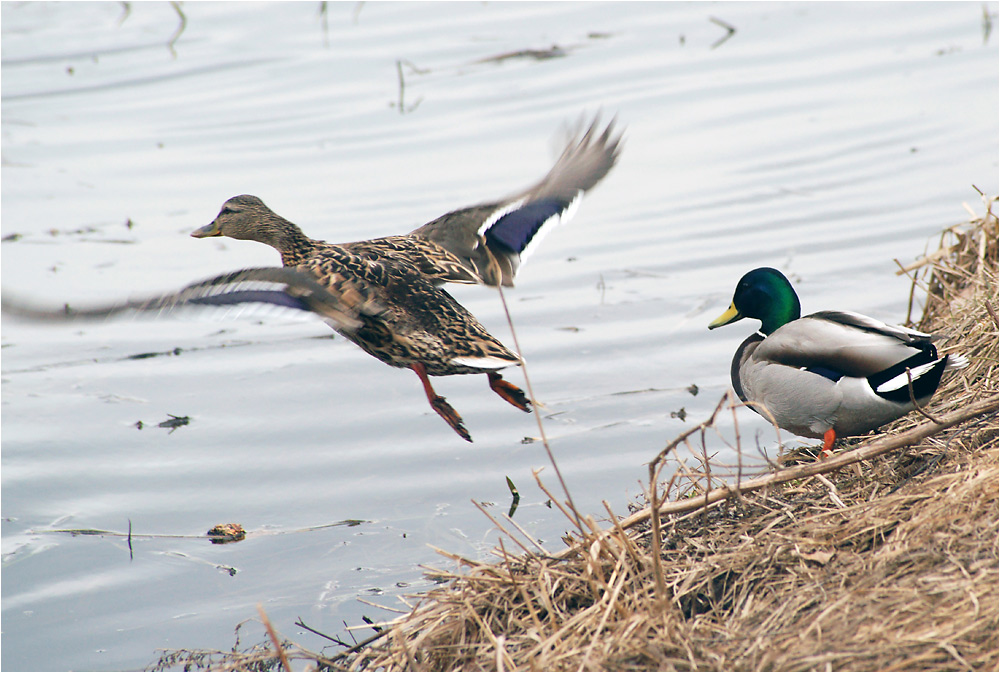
[408,115,623,286]
[2,267,385,333]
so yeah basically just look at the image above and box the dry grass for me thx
[154,197,998,672]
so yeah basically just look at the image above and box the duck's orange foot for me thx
[411,362,472,442]
[430,394,472,442]
[488,372,532,413]
[818,428,837,460]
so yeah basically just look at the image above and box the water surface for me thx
[2,2,997,669]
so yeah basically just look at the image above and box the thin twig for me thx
[256,604,291,672]
[502,512,553,556]
[906,367,945,424]
[895,257,919,325]
[646,392,731,606]
[498,286,585,535]
[294,617,344,644]
[646,461,668,607]
[649,391,731,468]
[167,1,186,57]
[532,470,586,535]
[708,16,737,48]
[395,59,405,115]
[984,299,998,327]
[471,500,538,559]
[601,500,644,567]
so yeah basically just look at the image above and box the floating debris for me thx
[207,523,246,544]
[473,44,571,65]
[126,347,183,361]
[157,414,190,432]
[393,59,426,114]
[709,16,737,49]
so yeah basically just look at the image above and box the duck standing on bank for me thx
[708,267,968,456]
[4,117,622,441]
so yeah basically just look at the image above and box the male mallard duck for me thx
[191,117,622,288]
[708,267,968,455]
[184,116,621,439]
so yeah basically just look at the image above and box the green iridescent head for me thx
[708,267,802,335]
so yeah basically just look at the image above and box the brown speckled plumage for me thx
[187,117,622,440]
[193,117,622,287]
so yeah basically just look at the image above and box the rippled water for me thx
[2,2,997,669]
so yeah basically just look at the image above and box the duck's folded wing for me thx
[409,115,623,286]
[2,267,384,333]
[756,313,937,379]
[809,310,935,343]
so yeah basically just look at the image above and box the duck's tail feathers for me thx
[943,353,970,371]
[872,354,951,403]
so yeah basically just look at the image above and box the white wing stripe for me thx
[477,198,527,236]
[520,190,583,264]
[875,360,942,393]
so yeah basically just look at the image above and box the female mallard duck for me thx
[181,116,621,439]
[5,117,621,441]
[191,117,622,288]
[3,264,525,442]
[708,267,968,455]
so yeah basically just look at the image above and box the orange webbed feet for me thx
[487,372,532,413]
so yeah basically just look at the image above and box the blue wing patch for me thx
[485,198,565,254]
[805,365,844,382]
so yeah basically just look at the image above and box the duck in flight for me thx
[5,117,622,441]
